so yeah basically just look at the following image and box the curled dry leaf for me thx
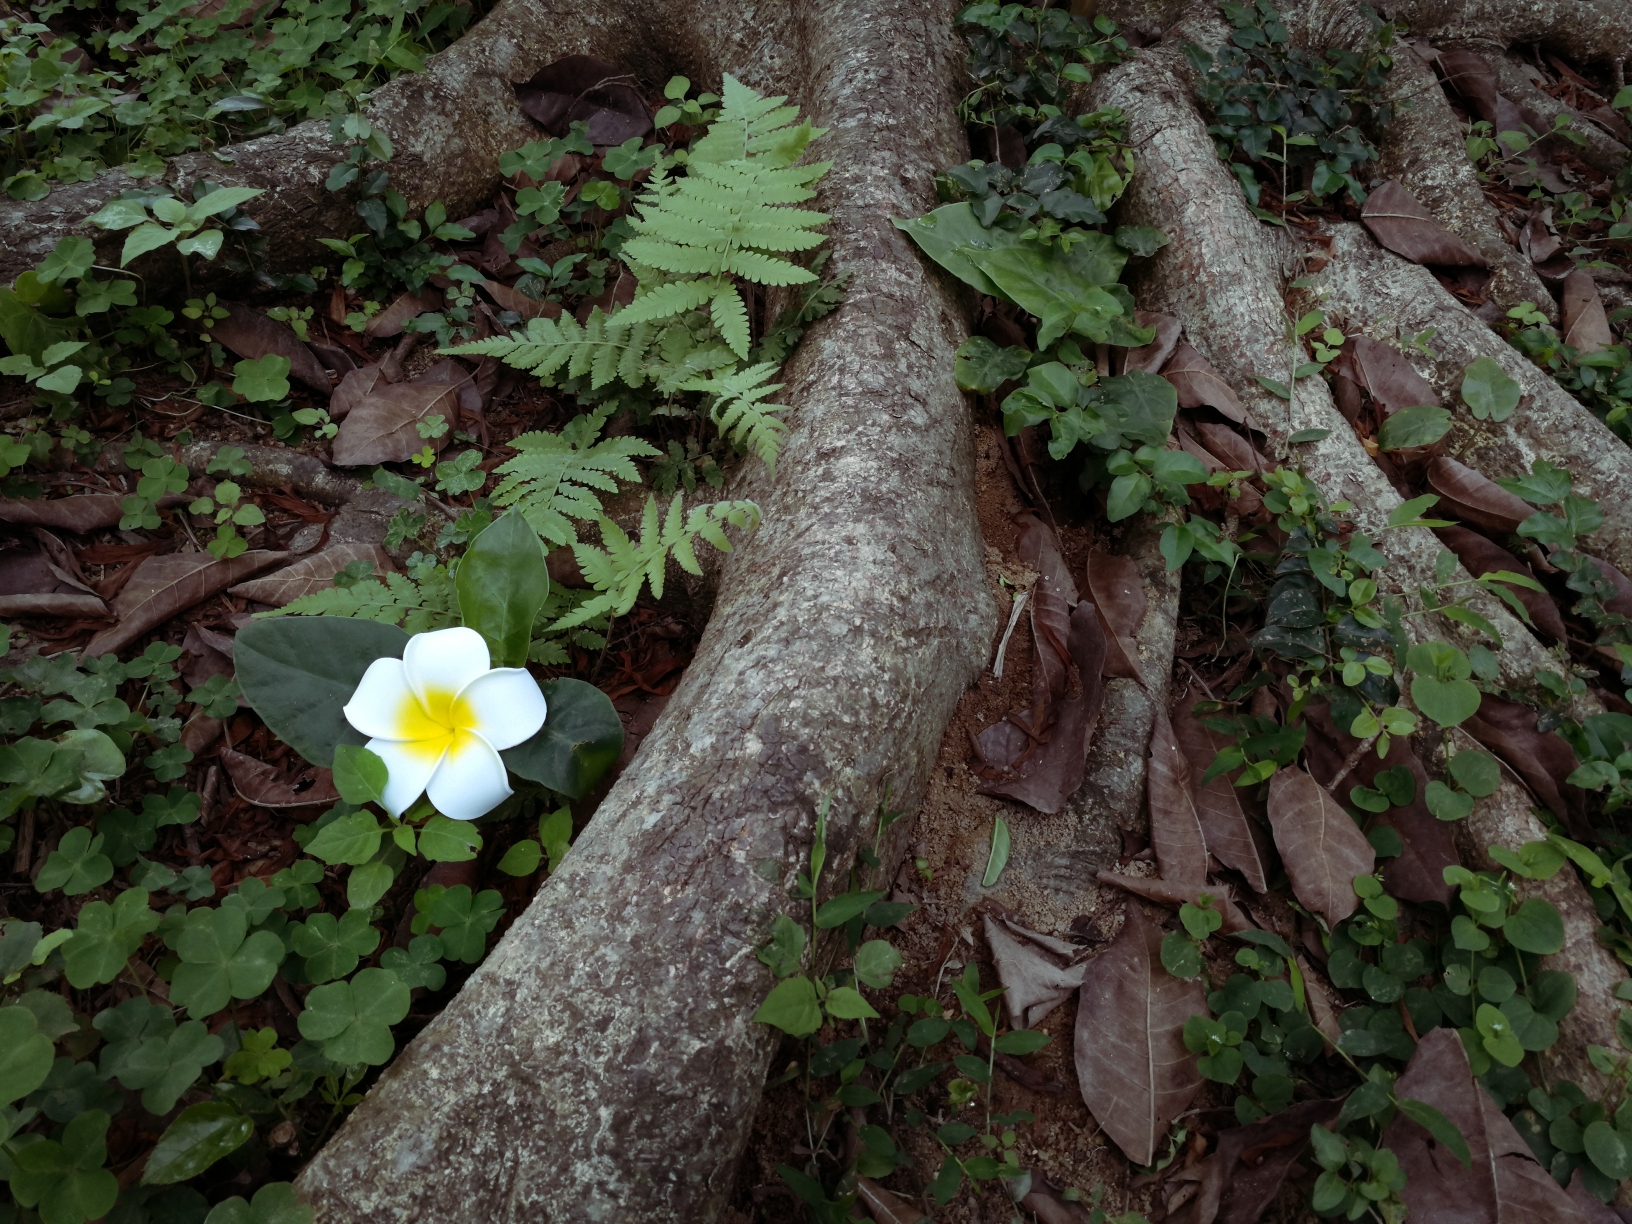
[1085,549,1146,682]
[0,494,125,532]
[1520,208,1563,265]
[83,550,288,658]
[221,747,340,809]
[1074,902,1204,1167]
[1265,767,1375,926]
[1561,270,1614,356]
[1348,335,1439,416]
[1437,48,1530,135]
[855,1178,928,1224]
[1182,1097,1344,1224]
[1170,689,1272,892]
[180,623,234,687]
[1162,342,1247,423]
[329,364,384,420]
[1122,311,1181,375]
[228,543,395,608]
[480,279,561,322]
[365,289,444,339]
[211,304,332,395]
[0,593,109,618]
[1426,456,1536,535]
[1381,1026,1590,1224]
[1147,709,1208,883]
[984,915,1085,1030]
[1296,954,1344,1046]
[1093,872,1250,933]
[1465,692,1586,831]
[513,54,651,145]
[1361,181,1487,268]
[330,360,469,466]
[1435,525,1565,640]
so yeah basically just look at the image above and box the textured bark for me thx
[0,0,793,287]
[1487,47,1631,177]
[1318,223,1632,578]
[293,2,994,1219]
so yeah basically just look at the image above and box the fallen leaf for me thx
[1567,1168,1623,1224]
[1175,421,1267,520]
[306,340,359,377]
[221,747,340,809]
[1520,208,1562,265]
[1584,551,1632,618]
[1148,709,1208,883]
[1021,1173,1098,1224]
[1075,902,1204,1167]
[1192,421,1267,474]
[1426,456,1536,534]
[1362,181,1487,267]
[329,364,385,420]
[1162,343,1248,423]
[31,528,96,593]
[1183,1098,1344,1224]
[364,289,444,339]
[180,623,234,687]
[1085,549,1147,682]
[228,543,394,607]
[1349,335,1439,415]
[1297,954,1344,1046]
[1171,688,1272,891]
[513,55,652,145]
[1093,872,1250,932]
[984,915,1085,1029]
[1561,270,1614,356]
[0,494,126,532]
[1465,693,1586,830]
[180,714,223,755]
[1435,525,1565,640]
[0,593,109,618]
[856,1178,928,1224]
[83,550,287,658]
[210,305,332,394]
[480,279,561,321]
[1016,512,1080,698]
[1123,311,1181,375]
[1437,48,1530,135]
[1381,1026,1590,1224]
[330,361,468,466]
[1266,767,1375,926]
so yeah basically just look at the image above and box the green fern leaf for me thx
[711,286,751,359]
[616,278,724,328]
[491,411,659,547]
[265,569,459,632]
[685,363,789,470]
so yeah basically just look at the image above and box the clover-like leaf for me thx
[232,355,291,403]
[204,1182,313,1224]
[63,887,159,988]
[296,967,411,1065]
[35,826,114,895]
[0,1005,55,1106]
[379,935,446,991]
[292,910,381,984]
[412,885,502,963]
[170,907,286,1019]
[10,1108,118,1223]
[1460,355,1521,422]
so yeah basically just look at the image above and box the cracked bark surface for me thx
[291,2,994,1219]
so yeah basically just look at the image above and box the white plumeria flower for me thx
[341,626,546,821]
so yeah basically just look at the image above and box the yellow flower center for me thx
[393,686,480,762]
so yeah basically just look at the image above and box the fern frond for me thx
[615,277,725,327]
[685,363,789,470]
[442,310,661,390]
[710,286,751,359]
[491,411,660,547]
[551,493,761,630]
[266,570,458,633]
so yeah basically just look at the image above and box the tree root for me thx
[1317,224,1632,578]
[1486,46,1631,177]
[291,3,994,1219]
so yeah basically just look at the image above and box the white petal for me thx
[455,669,547,751]
[403,627,491,711]
[367,737,445,818]
[426,732,512,821]
[343,657,415,740]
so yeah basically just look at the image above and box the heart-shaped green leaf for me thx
[1410,675,1482,727]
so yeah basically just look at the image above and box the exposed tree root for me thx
[1318,224,1632,577]
[1486,46,1632,176]
[292,2,995,1219]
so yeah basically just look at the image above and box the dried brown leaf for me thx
[855,1178,927,1224]
[221,747,340,809]
[180,623,234,687]
[228,543,395,607]
[1148,710,1208,883]
[211,304,332,394]
[513,55,651,144]
[1075,902,1204,1166]
[1349,335,1438,415]
[1381,1026,1590,1224]
[1085,549,1147,682]
[984,915,1084,1030]
[1465,692,1585,829]
[1562,270,1614,356]
[1435,525,1565,640]
[1362,181,1487,268]
[1520,208,1562,265]
[1171,689,1272,892]
[1296,954,1344,1046]
[1183,1098,1345,1224]
[480,279,560,322]
[329,364,385,420]
[1192,422,1266,474]
[1093,872,1250,932]
[1438,49,1529,134]
[365,289,444,339]
[1567,1169,1624,1224]
[1426,456,1536,535]
[1123,311,1181,375]
[0,494,125,532]
[1017,511,1079,698]
[83,550,287,658]
[1162,343,1247,422]
[330,361,468,466]
[1266,767,1375,926]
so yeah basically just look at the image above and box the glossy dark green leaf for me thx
[502,677,623,797]
[1378,405,1452,451]
[143,1102,254,1185]
[892,202,1027,296]
[954,336,1031,394]
[456,512,549,667]
[235,617,409,767]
